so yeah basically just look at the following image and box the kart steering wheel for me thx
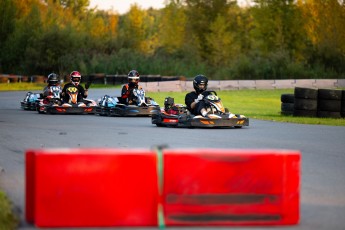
[202,90,217,96]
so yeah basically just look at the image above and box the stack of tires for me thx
[280,87,345,118]
[293,87,318,117]
[280,94,294,115]
[317,89,342,118]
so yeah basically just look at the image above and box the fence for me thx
[1,74,344,92]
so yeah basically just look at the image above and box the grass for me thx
[0,191,19,229]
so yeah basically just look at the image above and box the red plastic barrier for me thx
[26,148,158,227]
[162,149,300,226]
[26,148,300,227]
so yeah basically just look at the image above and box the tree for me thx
[251,0,306,60]
[298,0,345,72]
[206,15,239,67]
[158,1,187,53]
[183,0,235,59]
[0,0,16,71]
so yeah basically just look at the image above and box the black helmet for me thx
[193,74,208,94]
[47,73,59,86]
[128,70,140,87]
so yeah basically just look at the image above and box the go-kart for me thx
[20,92,41,110]
[37,86,96,114]
[96,88,160,116]
[152,91,249,128]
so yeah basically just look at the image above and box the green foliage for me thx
[1,0,345,79]
[0,191,19,230]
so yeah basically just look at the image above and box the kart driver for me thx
[43,73,62,98]
[61,71,90,103]
[185,74,212,117]
[121,70,143,105]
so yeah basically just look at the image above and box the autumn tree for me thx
[298,0,345,72]
[158,1,187,54]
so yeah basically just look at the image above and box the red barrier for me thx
[162,149,300,226]
[26,148,300,227]
[25,148,158,227]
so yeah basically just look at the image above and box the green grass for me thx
[147,89,345,126]
[0,191,18,230]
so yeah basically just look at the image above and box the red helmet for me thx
[70,71,81,86]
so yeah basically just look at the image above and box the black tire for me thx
[294,87,318,99]
[294,98,318,110]
[281,94,294,103]
[281,111,293,116]
[318,99,341,112]
[293,109,317,117]
[318,89,342,100]
[281,102,294,112]
[317,111,342,118]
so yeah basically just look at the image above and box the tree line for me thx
[0,0,344,80]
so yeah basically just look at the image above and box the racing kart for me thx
[20,92,41,110]
[152,91,249,128]
[37,86,96,114]
[96,88,160,116]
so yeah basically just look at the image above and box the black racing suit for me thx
[61,83,87,103]
[185,91,211,115]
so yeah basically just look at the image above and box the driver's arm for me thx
[83,88,88,98]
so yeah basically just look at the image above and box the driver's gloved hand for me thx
[194,94,204,103]
[85,82,91,89]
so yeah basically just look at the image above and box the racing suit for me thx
[185,91,211,116]
[61,83,87,103]
[43,85,62,98]
[121,83,142,105]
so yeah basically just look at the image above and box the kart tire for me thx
[294,98,317,111]
[317,111,342,118]
[318,89,342,100]
[281,94,295,103]
[294,87,318,99]
[281,102,294,112]
[293,109,317,117]
[281,111,293,116]
[318,99,341,112]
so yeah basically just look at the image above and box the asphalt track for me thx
[0,89,345,230]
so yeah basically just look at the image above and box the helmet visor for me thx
[198,83,206,90]
[72,77,81,82]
